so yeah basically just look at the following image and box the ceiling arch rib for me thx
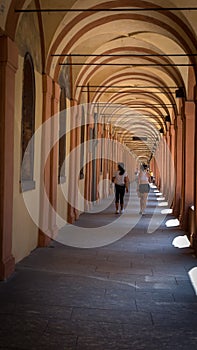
[73,37,186,101]
[99,99,169,152]
[71,36,182,153]
[86,86,175,114]
[75,57,184,106]
[86,72,179,112]
[101,91,175,120]
[44,0,197,74]
[10,0,197,162]
[102,107,164,128]
[100,104,165,138]
[111,116,161,160]
[48,7,197,80]
[44,2,196,162]
[13,0,197,64]
[111,114,162,140]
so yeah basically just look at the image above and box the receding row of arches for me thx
[0,0,197,280]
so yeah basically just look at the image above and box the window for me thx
[21,53,35,191]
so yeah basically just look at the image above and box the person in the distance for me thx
[112,163,129,214]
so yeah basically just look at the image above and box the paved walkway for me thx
[0,184,197,349]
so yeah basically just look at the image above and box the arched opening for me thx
[21,52,36,191]
[80,106,85,179]
[58,87,67,184]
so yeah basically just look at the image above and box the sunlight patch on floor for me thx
[158,201,168,207]
[150,184,157,189]
[172,235,190,248]
[157,197,166,201]
[165,218,180,227]
[161,208,173,214]
[188,267,197,295]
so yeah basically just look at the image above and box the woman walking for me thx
[137,164,150,214]
[112,163,129,214]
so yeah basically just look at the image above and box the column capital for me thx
[52,80,60,101]
[176,114,183,125]
[170,123,175,136]
[184,100,195,120]
[42,73,53,95]
[193,85,197,101]
[0,35,18,72]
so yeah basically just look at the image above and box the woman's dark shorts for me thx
[139,184,150,193]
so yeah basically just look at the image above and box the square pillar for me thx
[67,100,79,223]
[0,36,18,279]
[38,74,53,247]
[50,81,60,236]
[181,102,195,230]
[173,115,183,217]
[193,96,197,253]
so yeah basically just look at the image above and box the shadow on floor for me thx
[0,185,197,349]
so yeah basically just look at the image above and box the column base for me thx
[74,209,79,220]
[173,207,180,218]
[0,255,15,281]
[67,214,75,224]
[38,230,51,247]
[67,205,76,224]
[179,208,190,232]
[192,234,197,256]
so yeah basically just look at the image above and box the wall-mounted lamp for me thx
[165,115,171,122]
[175,87,185,98]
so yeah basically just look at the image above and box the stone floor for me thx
[0,185,197,349]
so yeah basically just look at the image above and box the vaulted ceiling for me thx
[2,0,197,163]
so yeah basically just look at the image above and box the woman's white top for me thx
[113,171,128,186]
[138,170,149,184]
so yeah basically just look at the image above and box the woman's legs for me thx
[140,193,148,213]
[140,194,144,213]
[143,193,148,210]
[119,186,126,211]
[115,185,120,212]
[115,185,125,213]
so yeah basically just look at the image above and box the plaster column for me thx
[170,124,176,208]
[97,122,103,200]
[84,124,93,210]
[0,36,18,279]
[67,100,78,223]
[154,147,160,188]
[192,97,197,254]
[38,74,53,247]
[103,126,108,197]
[88,125,94,203]
[164,130,170,200]
[108,127,114,195]
[181,102,195,230]
[50,81,60,237]
[157,141,163,190]
[159,142,163,190]
[74,104,82,220]
[173,115,183,217]
[160,135,165,195]
[154,158,158,188]
[150,157,154,185]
